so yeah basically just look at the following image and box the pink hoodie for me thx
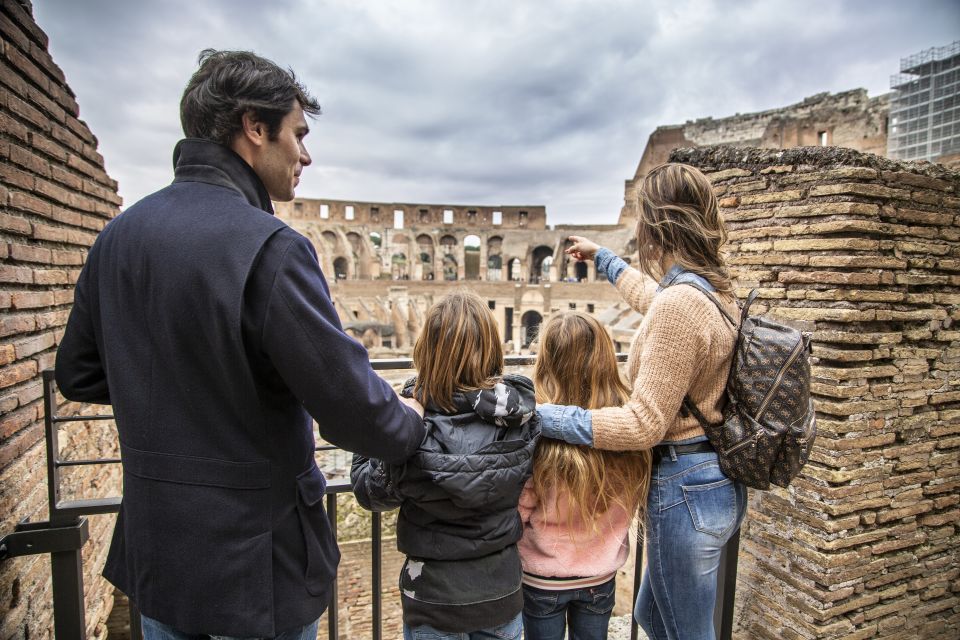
[517,478,633,580]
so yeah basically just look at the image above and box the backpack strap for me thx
[679,396,712,428]
[667,281,739,328]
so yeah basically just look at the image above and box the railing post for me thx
[326,493,339,640]
[630,533,643,640]
[714,528,741,640]
[372,511,382,640]
[43,370,89,640]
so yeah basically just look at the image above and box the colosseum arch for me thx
[520,310,543,348]
[439,235,458,281]
[508,258,522,282]
[487,236,503,281]
[333,257,349,280]
[464,234,481,280]
[530,245,553,284]
[346,231,367,279]
[417,234,435,281]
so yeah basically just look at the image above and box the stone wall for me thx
[0,1,122,637]
[670,145,959,639]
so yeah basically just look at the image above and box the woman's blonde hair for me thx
[532,312,651,533]
[637,162,732,293]
[413,291,503,412]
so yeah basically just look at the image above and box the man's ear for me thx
[240,110,266,147]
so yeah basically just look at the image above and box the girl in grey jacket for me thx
[352,291,540,640]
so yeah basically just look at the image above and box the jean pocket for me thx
[583,580,616,615]
[682,477,738,538]
[522,586,561,616]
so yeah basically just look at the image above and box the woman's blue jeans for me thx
[522,576,616,639]
[634,438,747,640]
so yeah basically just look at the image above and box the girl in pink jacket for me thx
[519,312,652,639]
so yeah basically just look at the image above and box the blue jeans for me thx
[634,438,747,640]
[522,577,616,639]
[141,614,319,640]
[402,612,523,639]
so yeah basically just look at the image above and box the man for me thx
[55,50,426,639]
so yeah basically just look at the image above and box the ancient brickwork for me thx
[670,145,959,639]
[0,1,122,637]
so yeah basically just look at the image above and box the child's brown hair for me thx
[413,291,504,412]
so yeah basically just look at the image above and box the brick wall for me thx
[0,1,122,637]
[670,145,960,639]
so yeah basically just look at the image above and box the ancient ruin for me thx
[274,198,636,355]
[620,89,891,224]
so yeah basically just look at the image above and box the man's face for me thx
[254,100,311,202]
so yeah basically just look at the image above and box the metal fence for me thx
[0,357,739,640]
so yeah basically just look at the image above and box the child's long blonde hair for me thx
[413,291,503,412]
[532,312,651,532]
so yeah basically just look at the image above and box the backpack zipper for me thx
[723,430,760,456]
[754,339,806,422]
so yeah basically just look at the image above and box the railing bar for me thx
[52,415,116,423]
[56,458,121,467]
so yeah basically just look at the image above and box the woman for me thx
[539,163,748,640]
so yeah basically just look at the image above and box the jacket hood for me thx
[401,374,536,429]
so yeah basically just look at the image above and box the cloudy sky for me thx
[32,0,959,225]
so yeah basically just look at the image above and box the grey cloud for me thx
[32,0,960,223]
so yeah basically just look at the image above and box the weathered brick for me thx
[0,212,32,235]
[810,183,912,200]
[7,243,52,264]
[891,208,955,226]
[881,171,953,192]
[707,168,754,182]
[9,290,54,309]
[774,238,879,251]
[12,332,54,359]
[779,270,880,285]
[10,190,51,216]
[0,360,37,389]
[741,190,804,205]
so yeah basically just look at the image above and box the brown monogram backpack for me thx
[676,283,817,490]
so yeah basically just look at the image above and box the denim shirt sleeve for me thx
[594,247,628,286]
[537,403,594,446]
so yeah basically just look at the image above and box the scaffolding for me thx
[887,41,960,161]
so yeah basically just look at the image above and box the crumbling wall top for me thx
[669,145,960,180]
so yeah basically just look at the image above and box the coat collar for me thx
[172,138,274,214]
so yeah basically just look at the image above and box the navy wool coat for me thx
[55,139,425,637]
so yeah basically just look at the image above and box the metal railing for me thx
[0,357,739,640]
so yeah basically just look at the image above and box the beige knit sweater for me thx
[591,267,739,451]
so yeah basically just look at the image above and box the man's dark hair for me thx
[180,49,321,146]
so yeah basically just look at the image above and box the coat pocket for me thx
[295,464,341,596]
